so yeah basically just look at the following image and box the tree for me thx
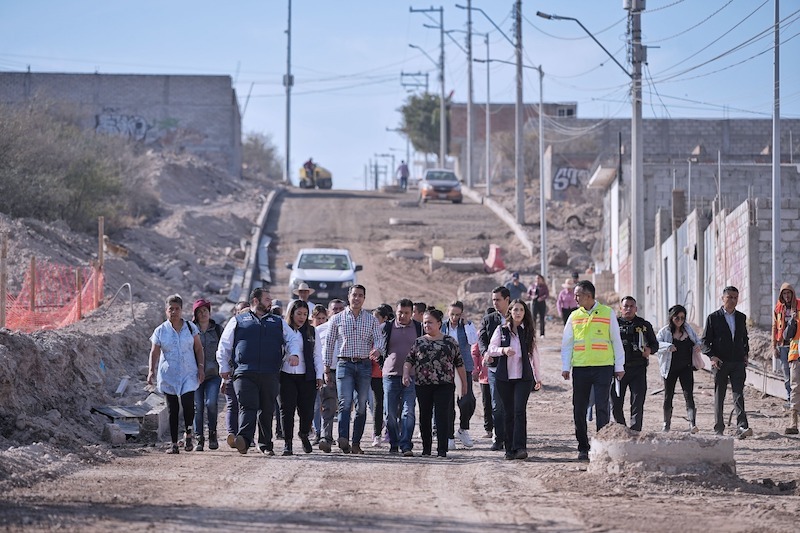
[242,132,283,181]
[398,93,449,159]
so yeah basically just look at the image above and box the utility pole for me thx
[410,6,447,168]
[629,1,645,301]
[772,0,781,306]
[514,0,524,224]
[466,0,474,187]
[484,34,491,197]
[283,0,293,184]
[537,66,546,278]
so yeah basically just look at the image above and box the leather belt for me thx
[339,356,366,363]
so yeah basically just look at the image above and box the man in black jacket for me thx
[612,296,659,431]
[702,285,753,438]
[478,286,511,451]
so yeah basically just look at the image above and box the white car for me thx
[286,248,362,304]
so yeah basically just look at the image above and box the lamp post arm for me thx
[455,4,514,48]
[535,11,630,78]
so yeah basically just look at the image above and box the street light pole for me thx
[537,6,644,299]
[283,0,293,184]
[484,34,491,197]
[514,0,524,224]
[466,0,473,187]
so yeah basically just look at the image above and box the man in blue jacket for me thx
[217,287,302,455]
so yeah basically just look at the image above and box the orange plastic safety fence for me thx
[4,262,104,332]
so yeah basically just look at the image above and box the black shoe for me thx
[208,432,219,450]
[514,449,528,460]
[402,449,414,457]
[337,437,351,454]
[577,451,589,461]
[389,446,399,454]
[319,440,332,453]
[299,433,313,454]
[184,433,193,452]
[282,447,293,456]
[504,452,515,460]
[194,438,204,452]
[490,441,505,451]
[259,447,275,456]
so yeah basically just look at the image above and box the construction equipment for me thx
[299,165,333,189]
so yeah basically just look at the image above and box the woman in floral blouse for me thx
[403,308,467,457]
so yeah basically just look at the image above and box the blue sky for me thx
[1,1,798,190]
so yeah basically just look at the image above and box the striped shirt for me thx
[323,307,385,367]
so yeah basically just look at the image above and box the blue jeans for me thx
[383,375,416,451]
[336,359,372,445]
[778,346,792,400]
[313,389,322,436]
[487,369,505,443]
[193,375,221,437]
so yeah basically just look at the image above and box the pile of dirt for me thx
[0,151,272,487]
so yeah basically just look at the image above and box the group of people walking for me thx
[147,275,787,461]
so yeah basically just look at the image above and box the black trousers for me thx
[496,378,533,452]
[561,308,577,325]
[572,366,613,453]
[531,301,546,337]
[417,383,454,456]
[278,372,317,446]
[448,377,476,438]
[611,364,647,431]
[663,359,696,427]
[234,372,280,450]
[713,361,748,433]
[165,392,194,444]
[480,383,493,433]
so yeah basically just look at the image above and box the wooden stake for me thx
[98,216,104,270]
[0,234,7,328]
[29,256,36,313]
[76,268,83,320]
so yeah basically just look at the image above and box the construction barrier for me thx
[3,259,104,332]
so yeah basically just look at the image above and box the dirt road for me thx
[1,188,798,531]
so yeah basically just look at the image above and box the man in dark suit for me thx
[478,286,511,451]
[702,285,753,438]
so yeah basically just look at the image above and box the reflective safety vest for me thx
[789,338,800,362]
[570,304,615,367]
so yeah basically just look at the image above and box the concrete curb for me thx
[241,188,281,294]
[462,185,534,258]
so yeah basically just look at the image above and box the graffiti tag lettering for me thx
[552,167,589,191]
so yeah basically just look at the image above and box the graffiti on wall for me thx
[552,167,589,191]
[95,108,152,141]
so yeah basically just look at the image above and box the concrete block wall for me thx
[0,72,242,176]
[752,197,800,328]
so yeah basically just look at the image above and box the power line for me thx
[522,13,626,41]
[646,0,735,44]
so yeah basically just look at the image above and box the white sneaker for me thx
[371,435,382,447]
[448,438,456,450]
[456,428,474,448]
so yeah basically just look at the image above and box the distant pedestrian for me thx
[504,272,527,301]
[656,304,702,433]
[191,298,223,451]
[396,160,410,191]
[561,280,625,461]
[527,274,549,338]
[556,278,577,324]
[148,294,204,454]
[702,286,753,438]
[403,308,467,458]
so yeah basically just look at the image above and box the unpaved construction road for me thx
[1,189,799,532]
